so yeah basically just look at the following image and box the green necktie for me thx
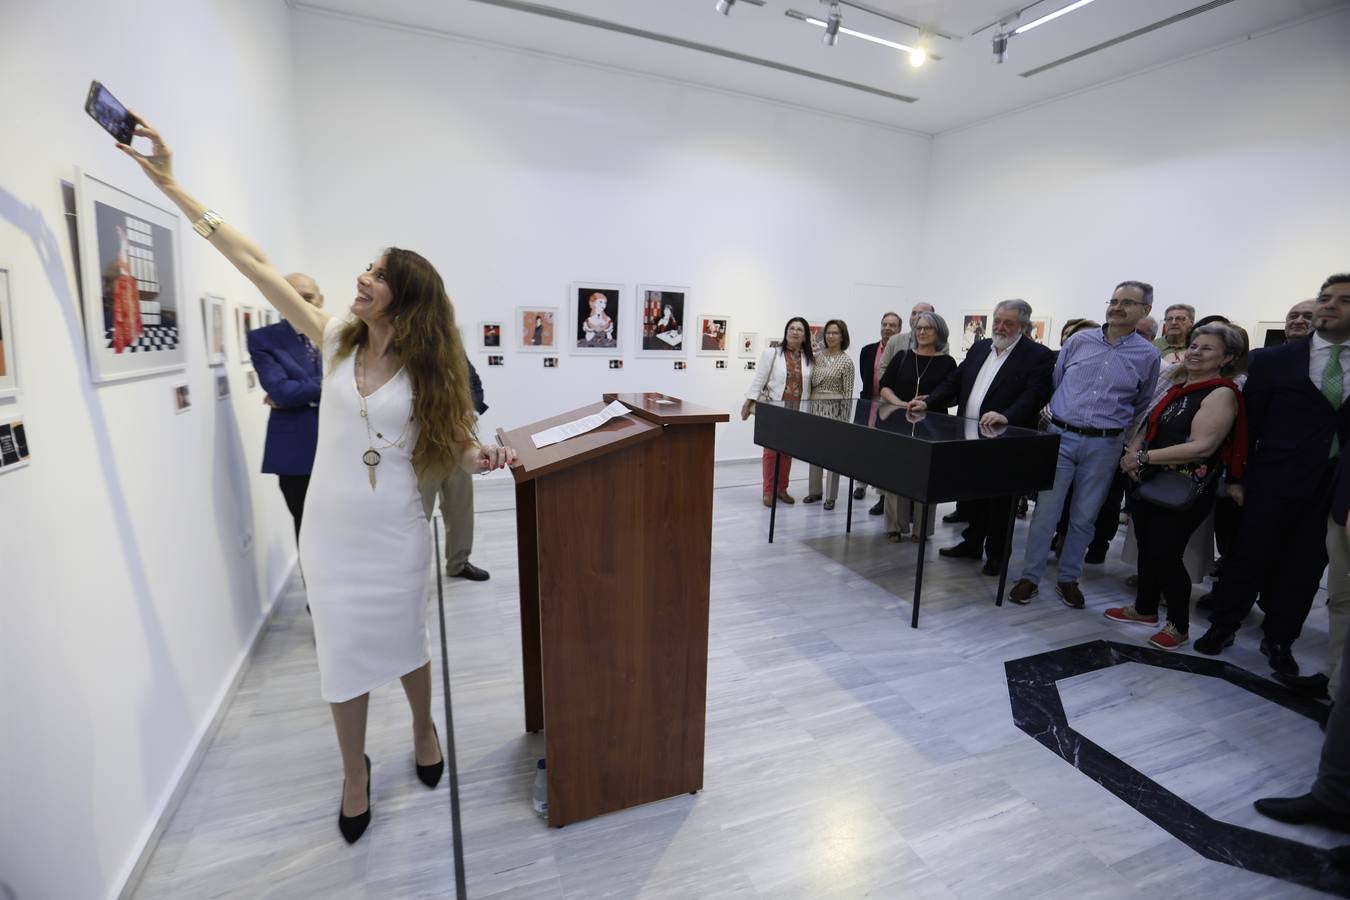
[1324,344,1345,457]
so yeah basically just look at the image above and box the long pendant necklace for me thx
[911,351,935,402]
[356,347,412,491]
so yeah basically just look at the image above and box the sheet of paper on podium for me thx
[530,399,632,449]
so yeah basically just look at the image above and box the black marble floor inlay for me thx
[1006,640,1348,897]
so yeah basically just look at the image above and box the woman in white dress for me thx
[120,119,514,844]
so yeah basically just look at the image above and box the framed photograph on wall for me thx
[215,373,230,400]
[0,266,19,399]
[516,306,558,353]
[808,322,826,356]
[1252,321,1287,349]
[173,382,192,414]
[960,311,988,354]
[478,321,503,350]
[1028,316,1051,346]
[201,293,227,366]
[245,369,258,392]
[75,169,187,383]
[636,284,688,357]
[737,331,760,359]
[235,305,257,363]
[569,282,623,356]
[0,416,31,474]
[696,314,731,356]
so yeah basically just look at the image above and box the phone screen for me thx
[84,81,136,144]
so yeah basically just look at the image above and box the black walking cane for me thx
[432,516,468,900]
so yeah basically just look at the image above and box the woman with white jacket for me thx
[741,317,813,507]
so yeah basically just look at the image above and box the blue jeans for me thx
[1018,426,1125,585]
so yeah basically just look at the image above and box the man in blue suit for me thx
[1196,274,1350,674]
[247,272,324,541]
[911,299,1055,574]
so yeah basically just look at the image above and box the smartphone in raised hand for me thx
[84,81,138,144]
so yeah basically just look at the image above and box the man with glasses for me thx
[1006,281,1159,609]
[1154,303,1195,365]
[1196,274,1350,676]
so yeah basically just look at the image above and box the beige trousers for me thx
[808,465,841,503]
[437,467,475,574]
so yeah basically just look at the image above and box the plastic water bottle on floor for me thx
[532,759,548,817]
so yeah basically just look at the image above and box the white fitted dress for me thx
[300,318,432,702]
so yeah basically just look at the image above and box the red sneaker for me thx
[1149,624,1189,650]
[1104,606,1158,627]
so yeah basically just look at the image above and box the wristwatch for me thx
[1136,448,1150,468]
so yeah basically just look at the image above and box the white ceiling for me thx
[291,0,1350,133]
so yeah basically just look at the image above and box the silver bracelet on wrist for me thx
[191,209,223,238]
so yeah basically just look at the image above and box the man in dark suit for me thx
[1196,273,1350,673]
[439,361,491,580]
[853,311,903,508]
[248,272,324,541]
[910,299,1054,574]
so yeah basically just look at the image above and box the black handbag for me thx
[1133,452,1220,512]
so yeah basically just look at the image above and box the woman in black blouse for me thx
[877,311,956,542]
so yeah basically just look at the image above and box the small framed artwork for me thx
[0,416,30,473]
[673,361,686,371]
[808,323,826,356]
[1253,321,1287,349]
[737,332,759,359]
[0,266,19,399]
[173,382,192,414]
[637,285,688,357]
[960,311,988,354]
[235,305,256,363]
[517,306,558,353]
[202,293,227,366]
[75,169,187,383]
[696,314,731,356]
[609,359,624,370]
[487,355,504,367]
[1028,316,1051,346]
[478,321,503,350]
[744,361,756,371]
[569,282,623,357]
[715,360,727,369]
[543,357,559,369]
[215,373,230,400]
[245,369,258,392]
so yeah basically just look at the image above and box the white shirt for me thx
[966,334,1022,417]
[1310,333,1350,403]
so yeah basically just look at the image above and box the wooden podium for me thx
[497,392,728,826]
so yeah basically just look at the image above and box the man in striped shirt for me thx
[1007,281,1161,609]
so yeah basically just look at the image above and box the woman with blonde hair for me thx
[120,118,513,844]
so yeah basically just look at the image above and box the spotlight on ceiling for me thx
[992,31,1009,63]
[715,0,766,15]
[909,46,927,67]
[823,2,842,45]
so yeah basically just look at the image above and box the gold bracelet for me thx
[192,209,223,238]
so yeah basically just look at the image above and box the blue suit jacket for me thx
[247,321,322,475]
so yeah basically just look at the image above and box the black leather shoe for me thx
[416,724,445,788]
[1194,625,1236,655]
[339,755,372,844]
[939,542,982,559]
[1260,638,1299,676]
[868,500,884,516]
[853,485,867,500]
[980,560,1001,577]
[1084,545,1107,565]
[1273,671,1330,700]
[941,511,968,524]
[1253,794,1350,832]
[450,561,490,581]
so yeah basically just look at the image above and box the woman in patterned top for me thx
[804,320,856,510]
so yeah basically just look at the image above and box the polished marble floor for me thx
[132,461,1342,898]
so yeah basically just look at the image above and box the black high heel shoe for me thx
[338,755,371,844]
[416,723,444,788]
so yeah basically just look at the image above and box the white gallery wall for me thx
[289,8,933,460]
[0,3,305,899]
[918,8,1350,339]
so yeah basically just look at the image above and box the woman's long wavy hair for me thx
[332,248,476,480]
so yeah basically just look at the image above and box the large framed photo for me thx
[960,311,988,354]
[75,170,186,383]
[0,267,18,398]
[201,294,227,366]
[517,306,558,353]
[696,314,731,356]
[235,305,257,363]
[0,416,30,474]
[569,282,623,356]
[637,284,688,357]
